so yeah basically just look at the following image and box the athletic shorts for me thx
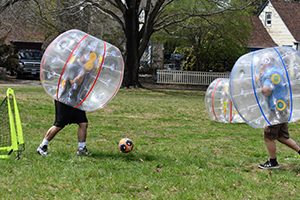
[264,123,289,140]
[53,100,88,128]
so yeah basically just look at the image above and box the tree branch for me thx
[114,0,127,13]
[154,0,256,32]
[156,0,174,17]
[0,0,27,13]
[154,16,191,32]
[31,0,61,33]
[138,0,167,57]
[85,0,125,33]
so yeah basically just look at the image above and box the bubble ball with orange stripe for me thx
[230,47,300,128]
[40,29,124,111]
[205,78,243,123]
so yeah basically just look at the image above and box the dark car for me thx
[16,49,42,79]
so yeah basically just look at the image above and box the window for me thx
[18,49,42,61]
[265,12,272,26]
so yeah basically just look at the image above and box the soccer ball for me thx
[118,138,134,153]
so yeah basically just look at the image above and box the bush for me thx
[0,41,18,76]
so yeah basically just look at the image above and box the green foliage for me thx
[175,46,196,71]
[153,0,254,72]
[0,85,300,199]
[0,38,18,74]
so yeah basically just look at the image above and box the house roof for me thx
[247,16,277,48]
[5,29,45,44]
[265,0,300,42]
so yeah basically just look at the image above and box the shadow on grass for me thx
[250,163,300,175]
[280,163,300,174]
[89,150,167,163]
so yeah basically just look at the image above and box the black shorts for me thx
[264,123,289,140]
[53,100,88,128]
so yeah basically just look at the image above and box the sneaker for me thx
[37,145,48,156]
[76,146,89,156]
[258,160,280,169]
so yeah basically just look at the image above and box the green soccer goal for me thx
[0,88,24,159]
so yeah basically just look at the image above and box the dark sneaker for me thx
[76,146,89,156]
[258,160,280,169]
[37,145,48,156]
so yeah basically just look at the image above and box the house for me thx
[248,16,277,51]
[248,0,300,51]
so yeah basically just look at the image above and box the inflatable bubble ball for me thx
[230,47,300,128]
[205,78,243,123]
[40,29,124,112]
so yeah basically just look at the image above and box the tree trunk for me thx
[123,4,140,88]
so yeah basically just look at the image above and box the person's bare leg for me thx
[278,137,300,152]
[264,137,277,159]
[37,126,62,156]
[77,122,88,142]
[258,137,279,169]
[77,122,88,155]
[45,126,63,141]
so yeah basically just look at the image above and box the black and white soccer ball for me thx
[118,138,134,153]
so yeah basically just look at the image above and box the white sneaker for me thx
[37,145,48,156]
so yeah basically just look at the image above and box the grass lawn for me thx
[0,85,299,199]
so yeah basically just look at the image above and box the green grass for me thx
[0,85,299,199]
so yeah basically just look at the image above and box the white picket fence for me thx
[156,70,230,85]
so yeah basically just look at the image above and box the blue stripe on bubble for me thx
[273,47,293,122]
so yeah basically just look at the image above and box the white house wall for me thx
[259,1,296,47]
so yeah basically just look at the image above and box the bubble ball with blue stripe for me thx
[230,47,300,128]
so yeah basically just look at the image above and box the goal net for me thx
[0,88,24,159]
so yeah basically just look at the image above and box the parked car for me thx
[16,49,42,79]
[164,53,184,70]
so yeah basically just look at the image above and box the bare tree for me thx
[78,0,257,87]
[0,0,26,13]
[27,0,122,49]
[0,0,27,35]
[1,0,258,87]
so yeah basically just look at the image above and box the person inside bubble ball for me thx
[257,56,300,169]
[60,51,98,105]
[36,52,97,157]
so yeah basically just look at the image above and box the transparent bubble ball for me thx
[230,47,300,128]
[205,78,243,123]
[40,29,124,112]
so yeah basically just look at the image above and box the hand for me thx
[69,79,75,85]
[262,86,272,96]
[70,74,84,86]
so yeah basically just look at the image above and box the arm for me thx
[70,74,85,85]
[70,68,86,85]
[262,79,274,97]
[262,86,272,97]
